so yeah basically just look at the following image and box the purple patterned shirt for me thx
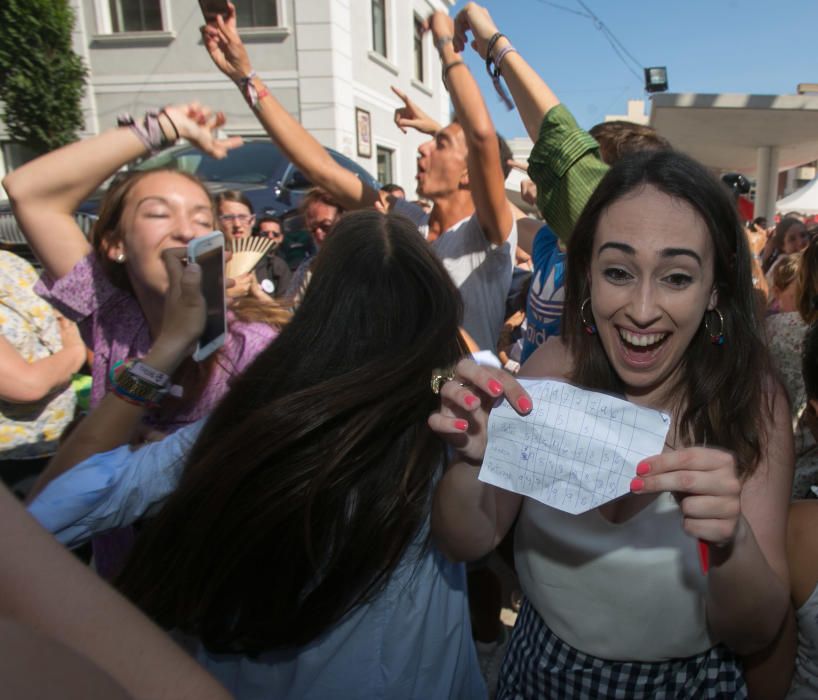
[36,254,276,432]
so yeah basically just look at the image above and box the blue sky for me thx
[450,0,818,138]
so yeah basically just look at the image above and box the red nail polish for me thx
[454,419,469,431]
[517,396,532,412]
[488,379,503,395]
[636,461,651,476]
[630,477,644,492]
[464,395,478,408]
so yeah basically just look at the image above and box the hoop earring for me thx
[580,298,597,335]
[116,253,126,263]
[704,308,725,345]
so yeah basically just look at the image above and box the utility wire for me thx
[530,0,591,19]
[574,0,645,84]
[532,0,646,85]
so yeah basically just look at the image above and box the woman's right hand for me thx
[160,104,243,160]
[151,249,206,367]
[427,358,532,464]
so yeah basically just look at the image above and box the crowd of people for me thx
[0,2,816,698]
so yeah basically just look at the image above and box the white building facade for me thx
[0,0,454,196]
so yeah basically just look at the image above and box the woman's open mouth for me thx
[617,328,670,366]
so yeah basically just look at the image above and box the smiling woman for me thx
[431,149,794,698]
[3,103,286,578]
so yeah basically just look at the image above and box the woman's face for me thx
[107,172,214,296]
[782,223,808,255]
[218,200,255,240]
[589,185,717,406]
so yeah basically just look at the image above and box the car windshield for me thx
[134,142,289,185]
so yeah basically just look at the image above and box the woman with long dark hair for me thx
[30,210,484,699]
[432,150,793,698]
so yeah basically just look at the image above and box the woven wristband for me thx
[238,71,262,108]
[117,110,177,154]
[484,33,514,111]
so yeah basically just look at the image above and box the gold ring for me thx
[431,367,456,395]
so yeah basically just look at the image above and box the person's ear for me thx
[104,237,126,263]
[707,286,718,311]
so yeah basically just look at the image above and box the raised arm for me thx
[428,11,511,246]
[2,105,240,281]
[202,2,380,211]
[453,3,607,241]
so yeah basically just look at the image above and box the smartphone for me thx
[198,0,229,21]
[187,231,226,362]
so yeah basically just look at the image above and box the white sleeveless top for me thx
[788,584,818,699]
[515,492,715,661]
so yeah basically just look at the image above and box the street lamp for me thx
[644,67,668,94]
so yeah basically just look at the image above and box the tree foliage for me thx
[0,0,88,155]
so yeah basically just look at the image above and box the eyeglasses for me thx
[219,214,253,224]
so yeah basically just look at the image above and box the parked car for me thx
[0,140,379,267]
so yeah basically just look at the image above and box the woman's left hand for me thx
[632,447,743,547]
[200,1,252,82]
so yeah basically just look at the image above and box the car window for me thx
[285,150,381,192]
[135,142,289,185]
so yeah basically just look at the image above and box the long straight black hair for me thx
[117,210,467,652]
[563,150,771,477]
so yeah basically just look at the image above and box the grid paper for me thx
[479,379,670,514]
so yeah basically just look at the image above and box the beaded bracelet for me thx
[109,359,180,409]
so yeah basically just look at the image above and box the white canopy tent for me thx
[776,175,818,215]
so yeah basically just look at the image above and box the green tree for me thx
[0,0,88,155]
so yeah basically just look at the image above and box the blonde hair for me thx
[771,253,800,292]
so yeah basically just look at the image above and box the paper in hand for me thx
[479,379,670,514]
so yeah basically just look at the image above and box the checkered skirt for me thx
[497,600,747,699]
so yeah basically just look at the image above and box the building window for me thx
[371,0,387,57]
[236,0,278,27]
[377,146,394,185]
[108,0,163,32]
[413,15,424,82]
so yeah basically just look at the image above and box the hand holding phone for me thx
[199,0,229,22]
[187,232,226,362]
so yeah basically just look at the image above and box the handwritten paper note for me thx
[480,379,670,514]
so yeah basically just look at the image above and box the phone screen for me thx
[196,246,226,350]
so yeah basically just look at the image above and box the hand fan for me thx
[225,236,274,277]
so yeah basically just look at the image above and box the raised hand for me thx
[427,358,532,464]
[427,10,455,44]
[453,2,501,58]
[200,0,252,82]
[631,447,743,547]
[161,103,242,159]
[391,86,441,135]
